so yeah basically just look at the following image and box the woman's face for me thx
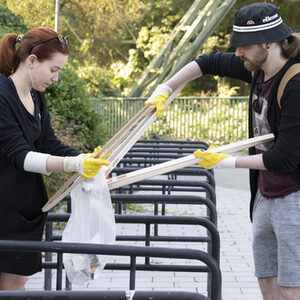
[30,52,68,91]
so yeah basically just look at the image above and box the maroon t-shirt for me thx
[253,72,299,198]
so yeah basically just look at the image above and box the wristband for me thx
[217,156,237,168]
[63,155,83,174]
[24,151,51,175]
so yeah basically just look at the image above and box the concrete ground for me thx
[25,167,263,300]
[214,168,262,300]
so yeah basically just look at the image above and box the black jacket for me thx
[0,75,79,275]
[195,52,300,220]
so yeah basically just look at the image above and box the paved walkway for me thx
[25,168,263,300]
[215,168,262,300]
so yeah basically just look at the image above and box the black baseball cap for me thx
[230,3,292,47]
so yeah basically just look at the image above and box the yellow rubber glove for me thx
[80,154,110,179]
[92,146,101,155]
[145,84,172,118]
[150,93,169,118]
[193,146,231,169]
[63,154,110,179]
[92,146,114,159]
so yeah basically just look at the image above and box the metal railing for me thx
[0,291,209,300]
[45,212,220,297]
[0,240,221,300]
[46,213,220,264]
[96,96,249,144]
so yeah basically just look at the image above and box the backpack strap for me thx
[277,63,300,109]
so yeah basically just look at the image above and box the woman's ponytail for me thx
[0,33,20,76]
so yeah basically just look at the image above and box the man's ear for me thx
[265,43,272,50]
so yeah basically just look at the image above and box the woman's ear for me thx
[27,54,37,68]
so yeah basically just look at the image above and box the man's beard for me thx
[242,45,268,72]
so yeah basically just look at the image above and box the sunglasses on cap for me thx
[29,35,69,54]
[252,82,263,114]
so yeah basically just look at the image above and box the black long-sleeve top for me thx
[195,52,300,219]
[0,75,79,237]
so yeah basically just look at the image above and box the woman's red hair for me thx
[0,27,69,76]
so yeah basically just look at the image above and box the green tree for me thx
[0,5,28,38]
[6,0,300,97]
[6,1,192,72]
[45,67,107,150]
[5,0,54,28]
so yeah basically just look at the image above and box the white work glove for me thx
[145,84,172,118]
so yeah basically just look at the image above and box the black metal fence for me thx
[0,240,220,300]
[0,290,209,300]
[0,139,222,299]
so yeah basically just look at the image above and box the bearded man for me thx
[146,3,300,300]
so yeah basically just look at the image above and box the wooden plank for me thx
[107,133,274,190]
[42,85,184,212]
[43,106,153,211]
[99,105,154,158]
[105,84,184,175]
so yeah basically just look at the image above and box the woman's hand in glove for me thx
[63,154,110,179]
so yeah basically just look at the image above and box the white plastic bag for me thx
[62,168,116,286]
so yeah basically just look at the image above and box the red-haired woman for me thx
[0,27,109,290]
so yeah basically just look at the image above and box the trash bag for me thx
[62,168,116,286]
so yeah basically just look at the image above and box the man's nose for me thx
[235,47,243,57]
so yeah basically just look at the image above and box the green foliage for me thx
[73,60,121,97]
[137,26,170,61]
[101,96,248,144]
[7,0,195,96]
[45,67,107,151]
[109,0,194,95]
[0,5,28,38]
[110,25,171,95]
[5,0,300,98]
[0,6,28,30]
[152,97,249,144]
[6,0,55,28]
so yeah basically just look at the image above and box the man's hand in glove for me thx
[193,147,236,169]
[145,84,172,118]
